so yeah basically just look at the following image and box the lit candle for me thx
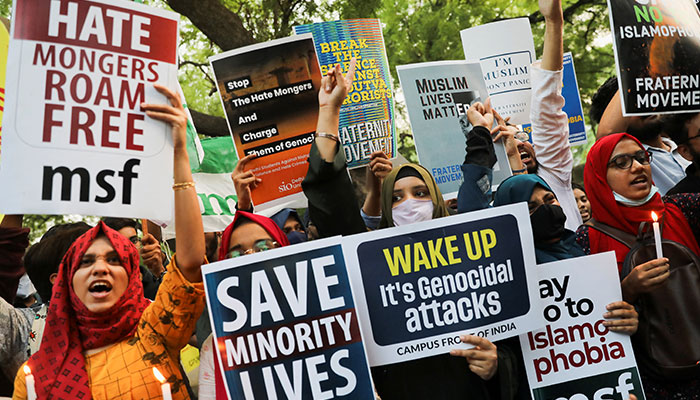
[651,211,663,259]
[152,367,172,400]
[23,365,37,400]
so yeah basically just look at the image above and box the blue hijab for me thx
[493,175,585,264]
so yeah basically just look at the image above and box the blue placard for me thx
[203,237,375,399]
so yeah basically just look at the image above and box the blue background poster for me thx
[202,237,374,399]
[523,52,587,146]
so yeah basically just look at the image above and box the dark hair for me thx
[572,182,586,193]
[661,112,699,145]
[102,217,139,232]
[590,76,619,125]
[24,223,92,302]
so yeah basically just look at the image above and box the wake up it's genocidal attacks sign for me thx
[608,0,700,116]
[203,237,375,400]
[209,35,322,212]
[0,0,180,220]
[520,252,645,400]
[294,19,396,169]
[343,203,545,366]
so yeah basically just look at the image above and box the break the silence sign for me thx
[203,237,375,400]
[0,0,179,220]
[608,0,700,115]
[294,19,396,169]
[342,202,544,366]
[520,252,645,400]
[209,35,322,212]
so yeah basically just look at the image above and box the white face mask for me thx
[391,198,434,227]
[613,185,659,207]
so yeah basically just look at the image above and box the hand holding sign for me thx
[142,84,188,149]
[467,100,494,129]
[319,57,357,109]
[602,301,638,335]
[450,335,498,380]
[231,153,259,211]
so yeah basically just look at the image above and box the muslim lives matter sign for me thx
[461,18,536,125]
[203,237,375,400]
[520,252,645,400]
[609,0,700,115]
[210,35,322,211]
[0,0,179,220]
[294,19,396,169]
[343,203,544,366]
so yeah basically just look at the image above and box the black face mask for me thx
[530,204,567,243]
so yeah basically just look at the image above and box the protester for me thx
[575,132,700,398]
[198,210,289,399]
[664,112,700,195]
[572,182,591,222]
[12,84,206,400]
[270,208,307,244]
[102,217,164,300]
[361,150,393,229]
[593,83,691,195]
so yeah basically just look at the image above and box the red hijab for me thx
[27,221,150,399]
[214,211,289,397]
[584,133,700,270]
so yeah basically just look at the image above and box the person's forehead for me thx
[393,176,426,190]
[117,226,138,239]
[85,236,115,254]
[611,138,643,155]
[229,222,273,247]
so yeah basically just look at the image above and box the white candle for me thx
[651,211,663,259]
[152,367,172,400]
[23,365,37,400]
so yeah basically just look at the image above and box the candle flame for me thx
[152,367,166,383]
[23,365,31,375]
[651,211,659,222]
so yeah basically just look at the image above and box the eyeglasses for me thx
[225,239,279,259]
[607,150,652,169]
[514,131,530,141]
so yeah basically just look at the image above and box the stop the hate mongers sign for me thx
[343,203,544,366]
[210,35,322,211]
[294,19,396,169]
[0,0,179,220]
[397,60,511,199]
[520,252,645,400]
[203,237,375,400]
[461,18,535,125]
[608,0,700,115]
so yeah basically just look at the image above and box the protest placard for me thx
[203,237,375,400]
[522,52,587,146]
[608,0,700,115]
[0,0,179,220]
[397,60,511,198]
[520,252,645,400]
[209,35,322,212]
[461,18,535,125]
[342,202,544,366]
[294,19,396,169]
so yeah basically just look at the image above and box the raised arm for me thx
[142,84,205,282]
[539,0,563,72]
[315,60,357,161]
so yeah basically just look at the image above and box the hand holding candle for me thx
[24,365,37,400]
[651,211,663,259]
[152,367,172,400]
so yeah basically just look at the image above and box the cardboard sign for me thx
[342,203,544,366]
[203,237,375,400]
[520,252,645,400]
[294,19,396,169]
[522,52,587,146]
[209,35,322,212]
[397,60,511,198]
[0,0,180,220]
[608,0,700,115]
[461,18,535,125]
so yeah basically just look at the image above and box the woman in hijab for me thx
[576,132,700,398]
[13,84,206,400]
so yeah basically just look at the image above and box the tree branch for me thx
[167,0,257,51]
[190,109,229,137]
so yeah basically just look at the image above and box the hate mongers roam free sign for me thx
[0,0,180,220]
